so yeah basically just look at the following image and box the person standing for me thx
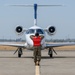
[30,33,44,65]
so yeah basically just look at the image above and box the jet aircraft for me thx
[0,4,75,65]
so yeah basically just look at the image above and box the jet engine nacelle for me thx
[46,26,56,35]
[15,26,24,35]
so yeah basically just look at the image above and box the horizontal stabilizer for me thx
[9,4,63,7]
[9,4,33,7]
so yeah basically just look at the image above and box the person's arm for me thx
[30,35,34,39]
[40,36,44,39]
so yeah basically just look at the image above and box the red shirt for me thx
[32,36,41,46]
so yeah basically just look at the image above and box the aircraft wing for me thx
[46,42,75,48]
[0,42,25,48]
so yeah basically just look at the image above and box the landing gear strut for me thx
[48,48,53,58]
[18,48,23,58]
[33,47,41,66]
[14,48,23,58]
[48,48,57,58]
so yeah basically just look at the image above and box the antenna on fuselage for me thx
[9,4,62,26]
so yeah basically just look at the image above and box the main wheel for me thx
[18,54,21,58]
[48,49,53,58]
[50,52,53,58]
[18,49,22,58]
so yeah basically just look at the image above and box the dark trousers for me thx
[33,46,41,62]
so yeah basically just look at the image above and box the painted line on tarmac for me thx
[35,65,40,75]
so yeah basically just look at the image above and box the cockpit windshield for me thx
[36,29,44,34]
[26,29,44,34]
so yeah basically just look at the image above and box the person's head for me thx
[35,33,39,36]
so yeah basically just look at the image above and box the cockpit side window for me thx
[26,29,35,34]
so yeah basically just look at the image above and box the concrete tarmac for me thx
[0,50,75,75]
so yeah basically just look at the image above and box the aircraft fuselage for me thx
[25,26,46,50]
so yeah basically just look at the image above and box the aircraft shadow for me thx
[0,56,33,58]
[0,56,75,59]
[41,56,75,59]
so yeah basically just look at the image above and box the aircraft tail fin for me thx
[9,4,62,26]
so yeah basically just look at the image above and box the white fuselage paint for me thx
[25,26,46,50]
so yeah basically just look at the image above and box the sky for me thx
[0,0,75,40]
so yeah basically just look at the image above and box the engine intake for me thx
[47,26,56,35]
[15,26,23,35]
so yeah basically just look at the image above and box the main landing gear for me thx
[14,48,23,58]
[48,48,53,58]
[33,47,41,66]
[18,48,23,58]
[48,48,57,58]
